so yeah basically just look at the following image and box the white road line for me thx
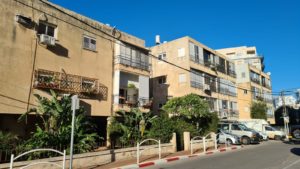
[282,159,300,169]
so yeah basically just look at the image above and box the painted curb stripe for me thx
[166,157,179,162]
[139,162,155,168]
[117,146,243,169]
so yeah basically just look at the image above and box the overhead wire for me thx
[11,0,300,98]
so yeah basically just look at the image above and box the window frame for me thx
[82,35,97,52]
[37,22,57,38]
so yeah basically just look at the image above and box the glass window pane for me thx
[38,23,47,34]
[47,26,55,37]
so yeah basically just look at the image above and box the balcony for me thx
[250,77,261,85]
[216,64,226,74]
[228,70,237,78]
[33,69,108,100]
[218,109,239,119]
[115,94,152,112]
[218,87,237,97]
[190,81,204,89]
[262,82,271,89]
[115,55,150,71]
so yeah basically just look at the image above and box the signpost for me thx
[70,95,79,169]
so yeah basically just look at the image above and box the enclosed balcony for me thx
[33,69,108,100]
[115,43,151,71]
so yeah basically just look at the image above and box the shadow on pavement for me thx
[291,148,300,156]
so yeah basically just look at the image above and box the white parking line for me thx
[282,159,300,169]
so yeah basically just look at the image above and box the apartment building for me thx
[217,46,275,124]
[0,0,150,136]
[150,36,238,119]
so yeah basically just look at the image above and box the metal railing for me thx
[190,81,204,89]
[137,139,161,164]
[227,70,237,78]
[250,77,261,84]
[34,69,108,100]
[9,149,66,169]
[115,55,151,71]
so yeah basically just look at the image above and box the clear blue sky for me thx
[50,0,300,93]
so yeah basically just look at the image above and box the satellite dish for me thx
[266,72,271,76]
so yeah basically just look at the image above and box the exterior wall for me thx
[150,37,238,118]
[236,83,252,119]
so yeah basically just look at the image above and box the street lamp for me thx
[70,95,79,169]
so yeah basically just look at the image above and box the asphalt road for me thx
[145,141,300,169]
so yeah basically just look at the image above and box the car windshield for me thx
[238,124,251,131]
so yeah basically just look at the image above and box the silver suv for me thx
[218,122,260,145]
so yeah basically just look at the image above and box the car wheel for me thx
[226,139,233,145]
[241,136,250,145]
[274,135,281,140]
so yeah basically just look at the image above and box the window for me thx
[231,124,241,130]
[244,90,248,94]
[158,76,166,84]
[221,124,229,131]
[158,53,166,60]
[241,72,246,78]
[178,48,185,57]
[265,126,273,131]
[179,73,186,83]
[247,50,255,54]
[38,22,56,37]
[83,36,96,51]
[190,69,204,89]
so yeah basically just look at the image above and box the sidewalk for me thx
[85,145,229,169]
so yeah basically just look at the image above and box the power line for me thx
[12,0,298,97]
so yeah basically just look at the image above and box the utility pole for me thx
[281,91,289,138]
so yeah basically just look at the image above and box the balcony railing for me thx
[118,95,152,109]
[216,64,226,74]
[190,81,204,89]
[218,87,237,97]
[34,69,108,100]
[218,109,239,118]
[228,70,237,78]
[115,55,150,71]
[250,77,261,84]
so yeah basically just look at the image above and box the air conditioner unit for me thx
[204,84,211,91]
[39,34,56,46]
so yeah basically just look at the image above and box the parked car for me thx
[217,129,241,145]
[289,125,300,143]
[239,119,285,140]
[218,121,260,145]
[265,126,285,140]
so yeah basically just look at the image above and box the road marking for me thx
[282,159,300,169]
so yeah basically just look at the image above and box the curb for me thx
[115,146,243,169]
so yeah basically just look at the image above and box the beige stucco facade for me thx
[217,47,275,124]
[0,0,150,135]
[150,37,238,119]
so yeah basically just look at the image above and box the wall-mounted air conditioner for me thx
[39,34,56,46]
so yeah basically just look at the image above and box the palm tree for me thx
[19,90,101,154]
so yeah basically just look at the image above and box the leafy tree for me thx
[108,108,157,146]
[250,100,268,120]
[19,90,101,154]
[162,94,212,131]
[147,113,175,143]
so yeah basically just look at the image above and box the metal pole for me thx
[9,154,14,169]
[70,95,79,169]
[63,150,66,169]
[225,134,227,148]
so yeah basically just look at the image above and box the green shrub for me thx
[147,115,175,143]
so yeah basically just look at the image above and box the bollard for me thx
[203,137,206,153]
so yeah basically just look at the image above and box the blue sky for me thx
[50,0,300,93]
